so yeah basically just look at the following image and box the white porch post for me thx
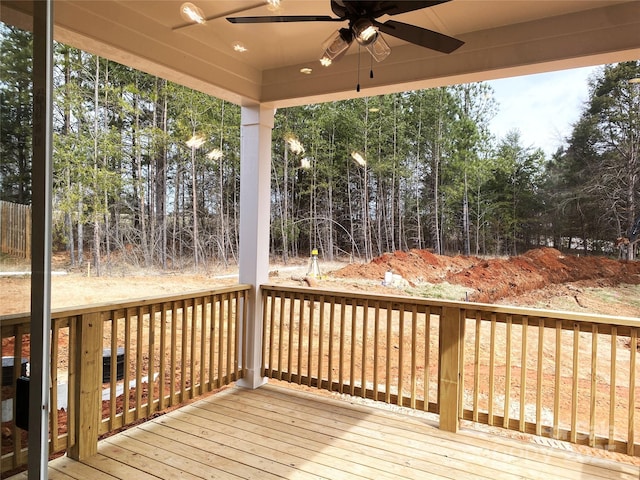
[237,104,274,389]
[29,0,54,477]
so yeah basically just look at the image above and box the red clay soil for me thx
[334,247,640,303]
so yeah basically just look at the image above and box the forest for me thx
[1,24,639,272]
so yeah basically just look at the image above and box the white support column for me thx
[29,0,53,478]
[237,104,274,389]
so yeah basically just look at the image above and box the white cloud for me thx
[487,66,600,157]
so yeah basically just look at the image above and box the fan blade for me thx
[375,1,451,17]
[378,20,463,53]
[227,15,342,24]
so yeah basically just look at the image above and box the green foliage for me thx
[7,21,633,267]
[0,24,32,203]
[549,61,640,253]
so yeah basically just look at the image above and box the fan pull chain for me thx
[370,54,374,79]
[356,45,361,92]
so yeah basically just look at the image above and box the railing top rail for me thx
[261,283,640,328]
[0,283,252,328]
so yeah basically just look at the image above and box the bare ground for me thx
[2,248,640,467]
[2,247,639,318]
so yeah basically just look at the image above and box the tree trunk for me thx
[92,56,101,276]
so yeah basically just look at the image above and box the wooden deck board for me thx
[250,384,638,480]
[7,382,639,480]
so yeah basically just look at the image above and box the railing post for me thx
[438,306,464,433]
[68,312,102,460]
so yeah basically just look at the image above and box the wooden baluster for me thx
[520,316,528,432]
[473,311,481,422]
[109,313,118,428]
[536,318,544,436]
[339,298,346,394]
[277,293,285,380]
[159,303,167,410]
[628,327,637,455]
[267,292,275,377]
[350,301,357,396]
[424,308,432,412]
[226,293,233,383]
[327,297,336,392]
[397,304,405,407]
[372,301,380,402]
[199,299,206,393]
[410,304,418,408]
[385,303,392,404]
[317,296,326,389]
[488,313,496,426]
[123,309,132,419]
[136,306,144,418]
[297,295,305,385]
[308,295,315,387]
[589,323,598,448]
[170,301,178,406]
[571,322,580,444]
[362,300,369,399]
[504,315,512,429]
[553,319,562,439]
[287,293,295,382]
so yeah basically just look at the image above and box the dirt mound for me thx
[333,247,640,303]
[334,249,476,285]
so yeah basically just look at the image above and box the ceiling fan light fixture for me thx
[320,28,352,66]
[366,33,391,62]
[180,2,205,24]
[353,19,378,46]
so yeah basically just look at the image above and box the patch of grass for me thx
[587,284,640,308]
[406,282,473,301]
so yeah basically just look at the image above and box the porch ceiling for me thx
[2,1,640,107]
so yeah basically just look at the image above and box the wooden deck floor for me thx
[8,382,640,480]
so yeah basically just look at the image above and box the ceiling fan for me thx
[226,1,464,66]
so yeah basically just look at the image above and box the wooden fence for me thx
[0,201,31,259]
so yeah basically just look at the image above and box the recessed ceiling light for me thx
[267,0,282,12]
[300,67,313,75]
[233,42,248,53]
[351,151,366,167]
[180,2,205,24]
[186,134,206,148]
[207,148,224,160]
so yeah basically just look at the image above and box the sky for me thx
[486,65,601,158]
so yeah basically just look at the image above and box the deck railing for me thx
[2,282,638,474]
[261,284,640,456]
[0,284,249,474]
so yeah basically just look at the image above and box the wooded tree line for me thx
[1,24,639,271]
